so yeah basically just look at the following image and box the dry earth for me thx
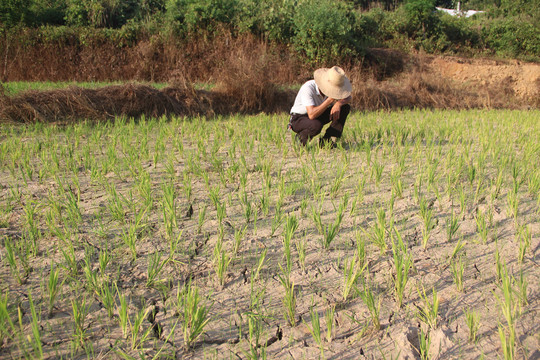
[426,56,540,100]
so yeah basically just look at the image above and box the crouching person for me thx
[288,66,352,147]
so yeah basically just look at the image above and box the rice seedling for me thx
[505,191,519,224]
[283,215,298,272]
[495,262,517,359]
[147,251,169,288]
[360,281,381,331]
[517,224,531,264]
[270,200,285,236]
[325,305,336,343]
[181,280,211,350]
[233,225,248,256]
[450,255,466,292]
[516,270,528,308]
[464,308,480,344]
[304,301,325,359]
[445,210,460,242]
[355,231,367,269]
[416,286,439,329]
[475,209,489,244]
[128,305,152,350]
[71,296,89,349]
[418,328,431,360]
[295,235,307,273]
[318,194,348,249]
[3,235,29,285]
[391,229,412,308]
[419,198,434,249]
[342,256,366,301]
[278,264,296,327]
[46,264,61,317]
[371,159,384,186]
[213,238,232,287]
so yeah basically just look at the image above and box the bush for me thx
[166,0,238,35]
[235,0,295,42]
[293,0,363,64]
[482,18,540,58]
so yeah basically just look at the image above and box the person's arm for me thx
[329,95,351,121]
[306,97,336,120]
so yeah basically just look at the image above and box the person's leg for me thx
[290,114,324,145]
[321,104,350,140]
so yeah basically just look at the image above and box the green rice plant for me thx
[475,209,489,244]
[233,225,247,256]
[494,262,517,359]
[213,238,232,287]
[147,252,169,288]
[355,231,367,269]
[98,282,116,319]
[449,236,465,262]
[270,200,285,236]
[117,287,129,338]
[495,248,504,284]
[283,215,298,272]
[330,163,348,197]
[391,229,412,308]
[360,281,381,331]
[450,255,465,292]
[517,224,531,264]
[458,185,466,215]
[325,305,336,343]
[121,223,139,262]
[278,264,296,327]
[26,293,44,358]
[304,301,325,359]
[162,182,178,239]
[445,210,460,242]
[197,204,207,234]
[181,280,211,350]
[252,248,267,281]
[3,236,29,285]
[128,306,152,350]
[295,235,307,273]
[498,324,515,360]
[464,308,480,344]
[418,328,431,360]
[416,286,439,329]
[516,270,528,308]
[313,195,347,250]
[23,200,41,253]
[419,200,434,249]
[505,191,519,224]
[216,201,227,225]
[371,159,384,186]
[527,170,540,196]
[391,167,404,199]
[350,175,366,216]
[107,184,126,223]
[46,264,61,317]
[0,292,11,348]
[71,296,89,349]
[342,256,366,301]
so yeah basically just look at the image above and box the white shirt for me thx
[290,80,327,115]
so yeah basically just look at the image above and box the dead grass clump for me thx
[210,36,295,114]
[0,83,212,124]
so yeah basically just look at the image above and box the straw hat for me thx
[314,66,352,100]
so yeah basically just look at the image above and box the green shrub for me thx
[236,0,295,42]
[483,18,540,57]
[293,0,363,64]
[166,0,238,35]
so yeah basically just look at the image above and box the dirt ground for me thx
[0,110,539,359]
[426,56,540,100]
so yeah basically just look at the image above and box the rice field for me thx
[0,109,539,359]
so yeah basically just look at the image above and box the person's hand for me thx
[330,102,341,122]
